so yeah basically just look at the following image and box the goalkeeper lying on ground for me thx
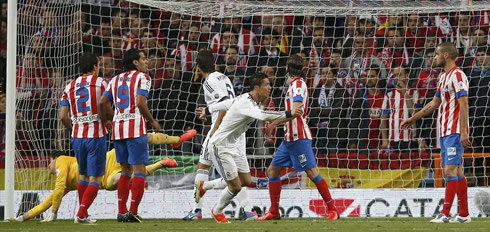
[9,130,196,222]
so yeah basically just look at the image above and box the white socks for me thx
[194,170,209,209]
[214,187,238,214]
[203,178,227,191]
[236,187,253,212]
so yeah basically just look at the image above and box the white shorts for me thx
[209,143,249,181]
[198,136,213,166]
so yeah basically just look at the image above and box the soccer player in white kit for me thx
[207,72,303,223]
[183,50,255,220]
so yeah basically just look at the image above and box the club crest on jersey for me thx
[458,81,465,89]
[214,94,220,99]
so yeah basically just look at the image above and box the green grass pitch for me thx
[2,218,490,232]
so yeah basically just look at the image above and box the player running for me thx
[8,132,194,222]
[59,53,108,224]
[258,55,339,221]
[401,42,471,223]
[99,48,160,223]
[183,50,255,221]
[206,73,303,223]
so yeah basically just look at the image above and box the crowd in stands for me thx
[3,1,490,160]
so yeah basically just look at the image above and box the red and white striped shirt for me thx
[381,88,419,142]
[435,66,469,137]
[61,74,108,138]
[171,43,198,72]
[283,77,312,142]
[104,70,152,140]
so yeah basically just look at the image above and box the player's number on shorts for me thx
[76,88,90,113]
[117,85,130,109]
[225,83,235,98]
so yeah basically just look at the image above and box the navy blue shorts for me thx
[270,139,317,172]
[71,137,107,176]
[440,134,464,167]
[114,135,148,165]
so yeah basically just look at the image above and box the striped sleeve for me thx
[137,73,151,98]
[61,85,70,106]
[292,80,306,103]
[452,70,468,98]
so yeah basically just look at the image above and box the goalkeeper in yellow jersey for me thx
[9,130,196,222]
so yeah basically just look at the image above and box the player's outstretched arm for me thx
[400,97,441,129]
[264,101,303,136]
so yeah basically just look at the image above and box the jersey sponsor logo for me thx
[369,108,381,118]
[115,113,136,120]
[72,114,100,123]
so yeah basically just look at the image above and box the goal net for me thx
[6,0,490,219]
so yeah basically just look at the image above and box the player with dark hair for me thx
[99,48,160,223]
[59,52,107,224]
[184,50,256,221]
[203,72,303,223]
[258,54,339,221]
[8,132,193,222]
[401,42,471,223]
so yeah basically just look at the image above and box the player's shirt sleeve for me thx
[205,75,233,102]
[292,80,308,103]
[102,78,114,103]
[27,193,54,217]
[60,84,70,107]
[51,157,69,212]
[240,98,288,121]
[381,93,390,115]
[452,70,468,98]
[208,98,235,113]
[137,73,151,98]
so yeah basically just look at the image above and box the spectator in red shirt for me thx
[406,13,428,54]
[349,65,385,154]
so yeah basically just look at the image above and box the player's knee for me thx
[267,166,280,177]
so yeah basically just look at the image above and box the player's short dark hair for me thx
[79,53,99,74]
[49,150,65,159]
[123,48,142,71]
[367,64,380,76]
[287,54,305,78]
[438,42,458,60]
[196,49,215,73]
[249,72,268,90]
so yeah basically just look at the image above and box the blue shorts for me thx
[270,139,317,172]
[114,135,148,165]
[440,134,463,167]
[71,137,107,176]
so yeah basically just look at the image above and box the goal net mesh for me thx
[9,0,490,218]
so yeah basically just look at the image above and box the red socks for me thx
[118,173,131,214]
[129,173,146,215]
[268,176,282,215]
[77,180,88,205]
[312,175,336,211]
[441,176,458,217]
[458,175,469,217]
[76,182,99,218]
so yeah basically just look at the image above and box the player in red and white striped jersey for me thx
[381,66,419,152]
[99,48,161,223]
[401,43,471,223]
[258,55,338,221]
[59,53,107,223]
